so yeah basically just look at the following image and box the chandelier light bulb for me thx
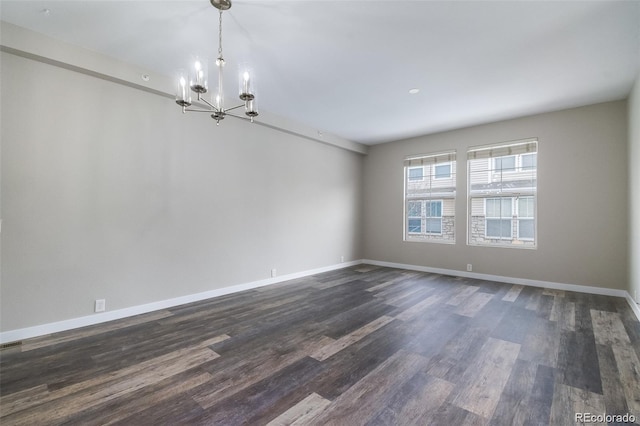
[239,70,254,101]
[175,70,192,107]
[190,58,208,94]
[243,72,250,93]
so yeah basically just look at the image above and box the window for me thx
[485,198,512,239]
[426,201,443,233]
[468,139,537,247]
[492,153,537,176]
[517,196,535,240]
[407,200,443,234]
[434,164,451,179]
[404,151,456,243]
[494,156,516,172]
[407,201,422,232]
[521,153,537,171]
[408,167,424,181]
[483,196,535,240]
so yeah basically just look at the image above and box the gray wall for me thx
[1,39,633,335]
[630,73,640,302]
[363,101,628,290]
[0,52,363,331]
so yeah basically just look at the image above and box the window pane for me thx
[500,198,513,217]
[486,198,511,218]
[486,199,499,217]
[425,218,442,234]
[427,200,442,217]
[486,219,512,238]
[521,153,537,170]
[434,164,451,179]
[518,197,534,218]
[408,218,422,233]
[408,201,422,217]
[495,156,516,172]
[408,167,423,181]
[519,219,534,239]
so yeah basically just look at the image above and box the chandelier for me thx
[175,0,258,124]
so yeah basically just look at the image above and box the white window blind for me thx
[404,151,456,244]
[468,139,537,248]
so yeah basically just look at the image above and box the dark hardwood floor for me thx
[1,265,639,425]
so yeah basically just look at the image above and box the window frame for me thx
[467,138,537,249]
[404,151,456,244]
[484,197,513,240]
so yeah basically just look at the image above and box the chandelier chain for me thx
[218,9,223,60]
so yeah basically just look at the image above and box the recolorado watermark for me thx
[575,413,636,423]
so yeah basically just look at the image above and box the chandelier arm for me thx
[199,97,220,111]
[225,103,246,112]
[225,112,254,121]
[183,107,220,113]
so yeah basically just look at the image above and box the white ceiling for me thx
[1,0,639,145]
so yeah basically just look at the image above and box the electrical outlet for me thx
[467,264,473,272]
[340,256,345,263]
[271,268,277,278]
[95,299,106,313]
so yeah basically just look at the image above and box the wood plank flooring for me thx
[1,266,639,425]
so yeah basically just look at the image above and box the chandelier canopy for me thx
[175,0,258,125]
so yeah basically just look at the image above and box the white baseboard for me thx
[0,260,363,345]
[3,258,638,344]
[626,293,640,321]
[362,259,640,322]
